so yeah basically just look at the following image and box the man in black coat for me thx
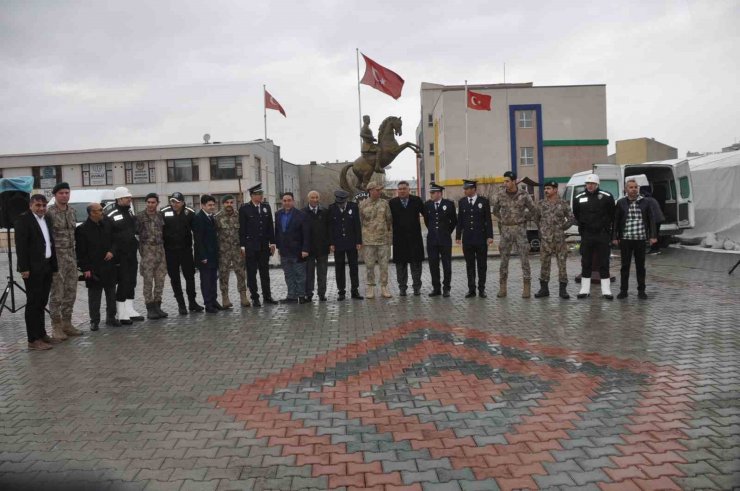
[107,187,142,324]
[303,190,330,302]
[328,190,363,301]
[75,202,119,331]
[193,194,220,313]
[239,183,277,306]
[14,194,58,350]
[423,182,457,297]
[274,192,311,303]
[455,179,494,298]
[389,180,426,296]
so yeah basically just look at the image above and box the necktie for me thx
[402,199,407,208]
[435,202,439,211]
[314,207,318,214]
[469,198,473,206]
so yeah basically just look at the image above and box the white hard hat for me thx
[113,186,132,199]
[584,173,600,184]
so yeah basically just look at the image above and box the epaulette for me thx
[160,205,172,212]
[185,207,195,213]
[599,191,611,196]
[574,192,586,199]
[106,209,118,217]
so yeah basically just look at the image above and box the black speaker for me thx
[0,190,30,229]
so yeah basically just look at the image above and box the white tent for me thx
[681,150,740,244]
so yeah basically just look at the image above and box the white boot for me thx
[116,301,131,324]
[601,279,613,300]
[126,299,144,321]
[577,279,591,299]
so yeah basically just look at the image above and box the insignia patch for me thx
[443,205,447,211]
[579,197,588,203]
[164,211,174,217]
[348,209,353,215]
[478,203,483,209]
[113,215,123,221]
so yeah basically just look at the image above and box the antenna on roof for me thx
[203,133,211,144]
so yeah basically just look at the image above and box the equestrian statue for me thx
[340,115,421,194]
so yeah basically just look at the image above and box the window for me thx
[254,157,262,182]
[167,159,199,182]
[210,156,242,180]
[519,110,533,128]
[519,147,534,166]
[430,172,435,182]
[679,176,690,199]
[32,165,62,190]
[81,163,114,186]
[125,161,156,184]
[429,143,435,156]
[427,114,433,127]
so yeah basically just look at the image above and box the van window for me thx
[679,176,690,199]
[669,180,677,201]
[600,180,619,198]
[564,186,573,203]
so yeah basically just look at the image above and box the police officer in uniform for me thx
[161,192,204,315]
[107,187,144,324]
[456,179,494,298]
[423,182,457,297]
[239,183,278,306]
[328,190,363,301]
[572,174,616,299]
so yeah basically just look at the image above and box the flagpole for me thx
[263,84,268,197]
[356,48,363,142]
[465,80,469,179]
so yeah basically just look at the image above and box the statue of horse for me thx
[340,116,421,194]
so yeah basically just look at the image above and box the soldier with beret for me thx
[328,189,363,300]
[456,179,494,298]
[534,181,575,299]
[423,182,457,297]
[215,194,249,309]
[47,182,82,340]
[136,192,168,319]
[239,183,278,306]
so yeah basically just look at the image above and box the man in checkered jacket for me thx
[612,177,658,299]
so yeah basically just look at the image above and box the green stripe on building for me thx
[542,139,609,147]
[543,176,571,184]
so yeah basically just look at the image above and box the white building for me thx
[0,140,281,210]
[418,82,608,198]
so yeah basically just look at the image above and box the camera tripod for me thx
[730,258,740,275]
[0,227,25,317]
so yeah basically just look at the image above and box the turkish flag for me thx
[264,90,286,117]
[360,54,404,100]
[467,89,492,111]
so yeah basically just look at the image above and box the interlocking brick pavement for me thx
[0,248,739,490]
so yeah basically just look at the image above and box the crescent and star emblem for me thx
[471,96,480,106]
[371,67,386,86]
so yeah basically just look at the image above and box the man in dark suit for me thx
[193,194,220,313]
[14,194,58,350]
[455,179,494,298]
[423,182,457,297]
[328,190,363,301]
[303,190,330,302]
[389,180,426,296]
[274,192,311,303]
[239,183,277,306]
[75,202,118,331]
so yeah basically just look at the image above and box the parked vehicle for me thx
[47,188,133,224]
[563,159,695,244]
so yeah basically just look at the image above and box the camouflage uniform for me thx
[359,197,392,288]
[215,208,247,306]
[536,198,575,283]
[47,204,78,336]
[136,210,167,304]
[492,188,536,280]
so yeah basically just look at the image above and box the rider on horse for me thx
[360,115,382,173]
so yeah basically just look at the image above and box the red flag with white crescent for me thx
[360,53,404,100]
[467,89,492,111]
[264,89,286,117]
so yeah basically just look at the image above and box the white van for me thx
[47,188,130,224]
[563,159,695,243]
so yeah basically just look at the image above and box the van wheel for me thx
[529,238,540,252]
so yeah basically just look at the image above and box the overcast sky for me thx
[1,0,738,180]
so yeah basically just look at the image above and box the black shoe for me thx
[465,291,476,298]
[603,294,614,300]
[120,319,133,325]
[413,289,421,296]
[399,290,407,297]
[638,291,648,300]
[617,291,628,299]
[156,302,169,317]
[106,318,121,327]
[443,290,451,298]
[351,291,364,300]
[319,295,327,302]
[479,290,487,299]
[280,298,298,304]
[205,305,219,313]
[252,298,262,307]
[429,290,442,297]
[189,301,204,312]
[90,322,99,332]
[337,293,346,301]
[298,296,310,304]
[576,293,590,299]
[214,301,225,310]
[264,297,279,305]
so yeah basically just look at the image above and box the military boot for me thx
[240,291,251,307]
[366,285,375,299]
[534,281,549,298]
[176,296,188,315]
[51,318,68,341]
[497,276,507,298]
[146,303,161,319]
[522,279,531,299]
[62,319,83,336]
[381,286,392,298]
[559,282,570,299]
[220,291,233,309]
[155,302,169,317]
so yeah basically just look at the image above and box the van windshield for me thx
[69,202,91,222]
